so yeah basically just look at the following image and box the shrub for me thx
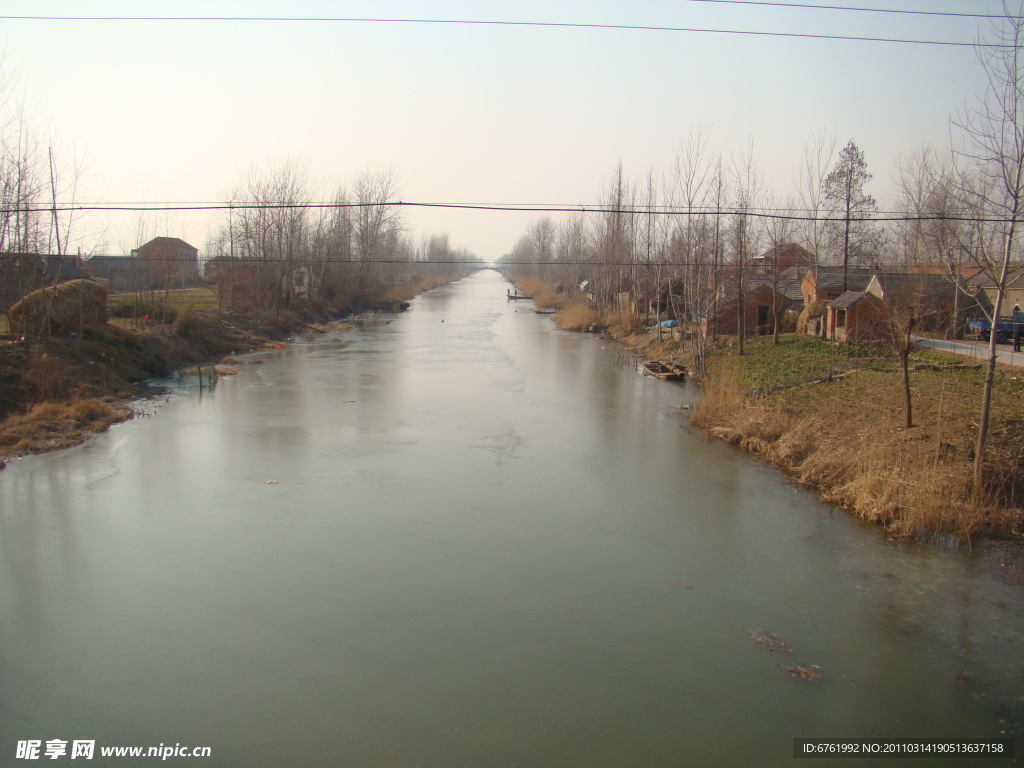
[174,312,217,346]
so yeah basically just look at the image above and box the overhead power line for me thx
[2,199,1014,224]
[679,0,1018,20]
[0,14,997,47]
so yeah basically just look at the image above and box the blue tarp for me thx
[659,319,678,328]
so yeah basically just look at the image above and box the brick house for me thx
[131,237,201,289]
[801,266,876,307]
[749,243,816,277]
[825,291,888,343]
[866,272,964,332]
[707,278,802,336]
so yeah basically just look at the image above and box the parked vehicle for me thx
[968,311,1024,343]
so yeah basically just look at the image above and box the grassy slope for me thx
[691,335,1024,538]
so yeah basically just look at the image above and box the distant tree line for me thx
[202,161,481,314]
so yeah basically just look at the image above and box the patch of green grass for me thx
[164,288,219,313]
[108,288,219,320]
[710,335,889,389]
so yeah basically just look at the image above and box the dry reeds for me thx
[796,300,829,335]
[555,302,601,331]
[0,397,131,457]
[512,275,560,309]
[8,279,108,336]
[606,310,641,336]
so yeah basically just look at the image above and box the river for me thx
[1,270,1022,766]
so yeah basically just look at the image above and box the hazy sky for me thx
[0,0,1001,262]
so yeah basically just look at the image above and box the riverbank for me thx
[622,331,1024,540]
[0,271,469,461]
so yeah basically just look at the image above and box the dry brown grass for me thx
[0,397,131,457]
[691,370,1022,539]
[512,275,561,309]
[9,280,108,336]
[605,310,641,336]
[555,302,601,331]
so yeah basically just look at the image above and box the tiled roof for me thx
[829,290,872,309]
[873,272,959,299]
[967,264,1024,288]
[806,266,876,290]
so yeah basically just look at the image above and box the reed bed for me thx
[691,362,1022,539]
[0,398,131,457]
[554,302,601,331]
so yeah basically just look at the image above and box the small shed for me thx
[826,291,887,343]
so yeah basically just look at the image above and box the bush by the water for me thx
[174,312,218,346]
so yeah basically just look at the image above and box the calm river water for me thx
[1,270,1023,766]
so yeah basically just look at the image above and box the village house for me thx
[748,243,815,277]
[706,277,803,336]
[824,290,888,343]
[83,255,138,291]
[800,265,876,306]
[131,237,201,290]
[866,272,964,332]
[820,270,970,344]
[967,264,1024,317]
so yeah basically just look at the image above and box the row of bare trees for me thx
[205,161,479,313]
[497,132,881,360]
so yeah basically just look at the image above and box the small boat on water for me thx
[533,308,557,315]
[507,290,533,300]
[642,360,687,381]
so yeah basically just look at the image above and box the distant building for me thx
[131,237,201,289]
[83,255,139,291]
[967,263,1024,316]
[749,243,816,277]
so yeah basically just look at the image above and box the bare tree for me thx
[953,1,1024,490]
[795,129,837,274]
[352,168,404,295]
[668,127,721,368]
[894,147,974,338]
[874,276,939,430]
[762,192,798,344]
[730,143,764,356]
[526,217,557,281]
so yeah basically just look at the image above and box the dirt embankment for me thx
[0,310,349,461]
[0,271,476,463]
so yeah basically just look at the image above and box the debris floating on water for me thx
[679,581,694,589]
[781,664,825,681]
[265,480,278,485]
[750,628,794,653]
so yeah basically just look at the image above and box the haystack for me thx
[8,279,109,336]
[796,299,829,334]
